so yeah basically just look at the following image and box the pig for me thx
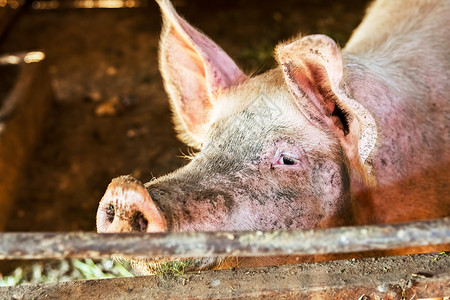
[96,0,450,273]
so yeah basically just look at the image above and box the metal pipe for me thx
[0,218,449,260]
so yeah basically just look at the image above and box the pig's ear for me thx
[156,0,247,148]
[276,35,377,186]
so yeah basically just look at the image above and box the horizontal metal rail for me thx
[0,218,449,260]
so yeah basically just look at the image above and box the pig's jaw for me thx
[123,255,293,275]
[124,256,221,276]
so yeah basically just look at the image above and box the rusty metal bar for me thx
[1,253,449,299]
[0,218,448,260]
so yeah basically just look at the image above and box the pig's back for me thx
[341,0,450,224]
[345,0,449,56]
[344,0,449,90]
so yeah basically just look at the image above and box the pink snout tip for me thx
[96,175,166,233]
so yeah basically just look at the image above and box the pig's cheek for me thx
[179,192,233,231]
[311,160,348,204]
[267,165,312,188]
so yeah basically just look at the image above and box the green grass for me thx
[128,258,197,278]
[150,260,193,278]
[0,259,134,287]
[0,258,203,286]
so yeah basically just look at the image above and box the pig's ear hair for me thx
[276,35,377,186]
[156,0,247,148]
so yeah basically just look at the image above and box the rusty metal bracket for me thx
[0,218,449,260]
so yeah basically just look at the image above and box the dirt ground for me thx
[1,0,369,233]
[2,253,450,299]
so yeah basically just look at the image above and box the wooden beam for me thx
[0,218,449,259]
[0,253,448,299]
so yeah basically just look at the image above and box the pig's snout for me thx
[96,175,166,233]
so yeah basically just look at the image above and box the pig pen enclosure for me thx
[0,0,449,298]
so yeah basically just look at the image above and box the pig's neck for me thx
[342,53,448,225]
[342,53,400,184]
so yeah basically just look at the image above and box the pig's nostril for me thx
[106,204,115,223]
[131,211,148,232]
[97,176,166,233]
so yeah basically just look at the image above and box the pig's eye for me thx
[282,156,296,165]
[275,154,300,166]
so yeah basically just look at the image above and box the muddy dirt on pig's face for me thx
[146,73,354,234]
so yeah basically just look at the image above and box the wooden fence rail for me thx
[0,218,449,260]
[0,253,449,299]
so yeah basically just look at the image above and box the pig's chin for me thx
[116,256,221,276]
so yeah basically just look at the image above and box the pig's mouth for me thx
[96,176,235,275]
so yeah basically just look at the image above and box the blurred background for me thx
[0,0,369,283]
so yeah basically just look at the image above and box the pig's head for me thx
[96,0,377,273]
